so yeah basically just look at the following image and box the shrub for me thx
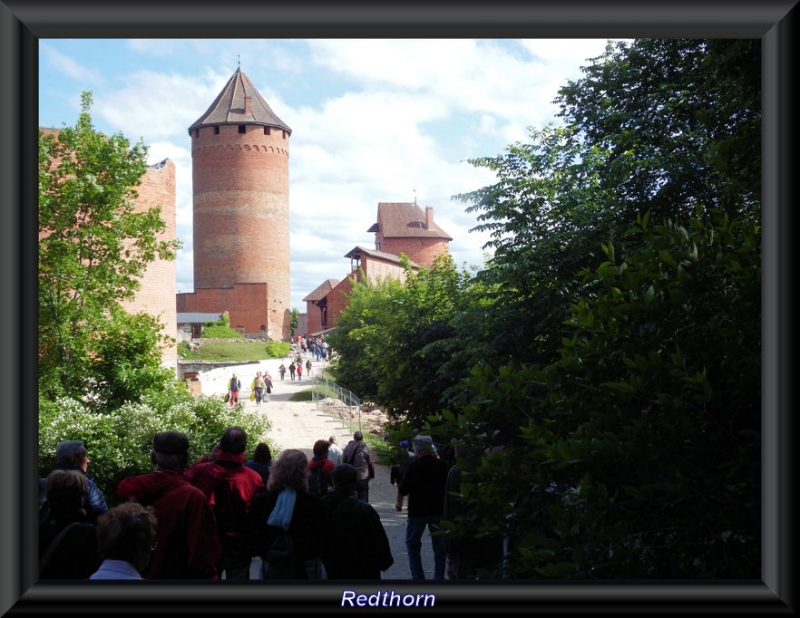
[38,392,276,508]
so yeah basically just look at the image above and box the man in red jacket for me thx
[117,431,221,579]
[189,426,265,579]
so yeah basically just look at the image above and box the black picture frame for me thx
[2,1,795,614]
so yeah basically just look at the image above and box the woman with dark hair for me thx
[39,469,102,579]
[245,442,273,487]
[248,449,328,579]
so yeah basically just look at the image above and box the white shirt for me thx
[328,442,344,465]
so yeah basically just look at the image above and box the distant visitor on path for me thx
[228,373,241,406]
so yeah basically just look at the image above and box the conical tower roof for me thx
[188,67,292,135]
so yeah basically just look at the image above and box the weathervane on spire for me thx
[413,187,417,205]
[237,54,241,69]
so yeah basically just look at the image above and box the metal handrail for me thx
[311,376,362,433]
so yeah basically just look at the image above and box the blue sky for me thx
[39,38,616,309]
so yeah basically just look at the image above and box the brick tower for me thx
[186,67,292,339]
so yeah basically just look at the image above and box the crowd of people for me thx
[38,425,504,581]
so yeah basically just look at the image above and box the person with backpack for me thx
[341,431,372,502]
[307,440,335,497]
[248,449,328,579]
[228,373,241,406]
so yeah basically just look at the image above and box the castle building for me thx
[176,68,292,340]
[368,202,452,266]
[303,202,451,335]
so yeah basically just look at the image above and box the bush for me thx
[38,392,276,508]
[201,324,243,339]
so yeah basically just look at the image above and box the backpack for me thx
[343,442,365,468]
[307,466,330,497]
[266,531,297,579]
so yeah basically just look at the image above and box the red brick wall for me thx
[119,160,178,366]
[177,283,271,335]
[42,128,178,369]
[379,237,449,267]
[191,123,290,339]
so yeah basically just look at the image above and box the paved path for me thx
[204,353,437,581]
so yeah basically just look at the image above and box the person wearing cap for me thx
[320,463,394,579]
[117,430,221,579]
[399,435,449,580]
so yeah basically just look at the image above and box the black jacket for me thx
[321,490,393,579]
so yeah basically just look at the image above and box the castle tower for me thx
[187,68,292,339]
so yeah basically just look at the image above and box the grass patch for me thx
[178,340,291,362]
[289,390,313,402]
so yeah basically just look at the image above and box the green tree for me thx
[328,254,476,426]
[39,92,180,408]
[431,38,761,579]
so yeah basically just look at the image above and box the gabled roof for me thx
[302,278,340,302]
[369,202,453,241]
[344,245,418,267]
[188,68,292,135]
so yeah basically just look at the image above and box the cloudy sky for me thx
[39,38,616,310]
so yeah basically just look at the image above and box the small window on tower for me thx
[239,125,246,134]
[213,126,220,135]
[194,129,199,138]
[264,127,271,135]
[282,131,287,139]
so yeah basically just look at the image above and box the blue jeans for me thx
[405,515,446,580]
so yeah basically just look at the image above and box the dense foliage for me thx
[39,92,180,409]
[332,38,761,579]
[38,94,275,505]
[327,254,475,427]
[39,389,275,508]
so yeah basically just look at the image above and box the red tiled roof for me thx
[370,202,453,241]
[302,278,340,302]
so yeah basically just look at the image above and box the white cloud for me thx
[41,44,104,85]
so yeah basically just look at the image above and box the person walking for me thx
[264,372,273,402]
[321,464,394,579]
[288,362,296,381]
[228,373,241,406]
[390,440,411,512]
[278,363,286,381]
[248,449,328,580]
[246,442,273,488]
[39,470,101,579]
[116,431,221,579]
[399,435,449,580]
[39,439,108,524]
[189,427,264,580]
[296,362,303,381]
[305,359,313,379]
[327,436,343,466]
[252,372,266,406]
[342,431,372,502]
[88,502,159,580]
[307,440,335,497]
